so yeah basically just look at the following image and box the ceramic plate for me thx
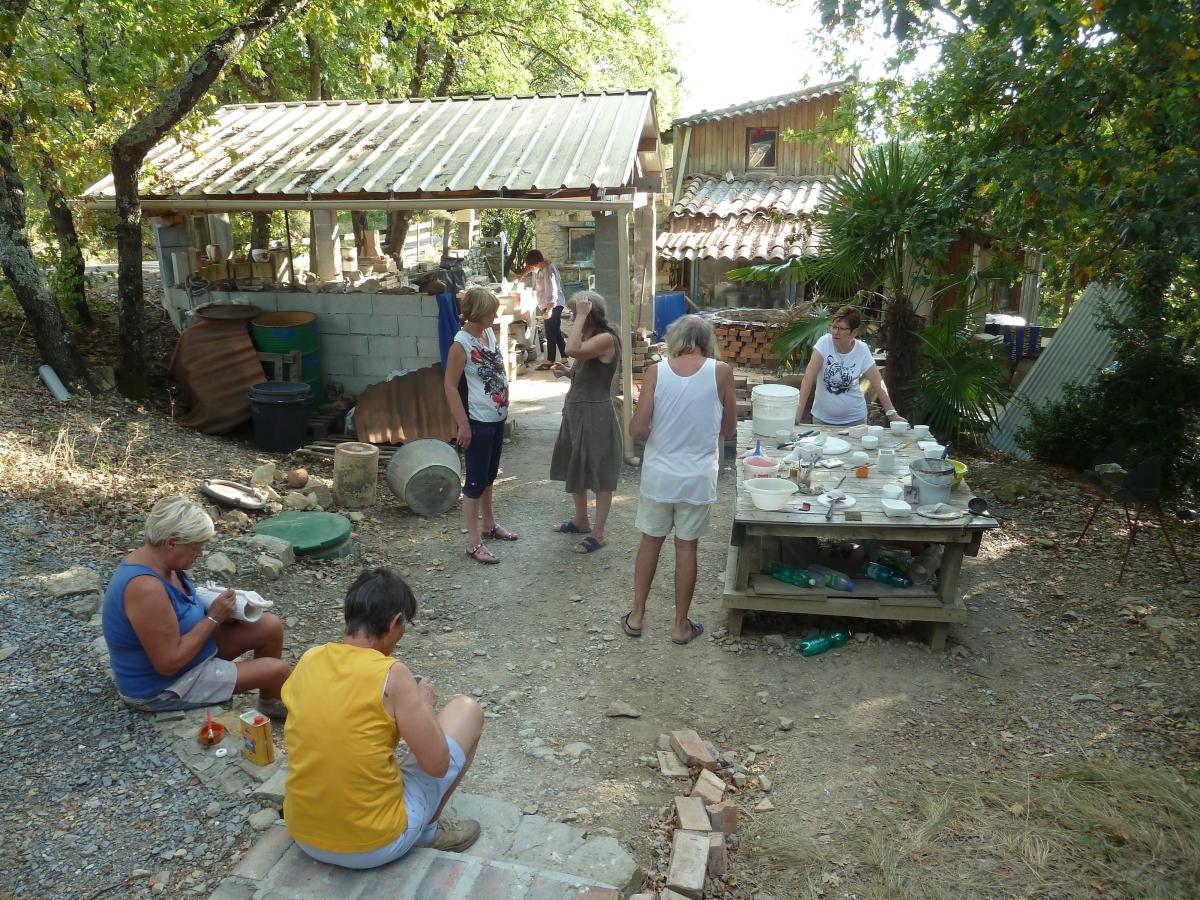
[815,458,844,468]
[800,436,851,455]
[916,503,965,520]
[817,493,857,508]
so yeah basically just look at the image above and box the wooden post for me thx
[633,194,657,331]
[618,208,636,463]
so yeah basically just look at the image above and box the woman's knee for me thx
[442,694,485,741]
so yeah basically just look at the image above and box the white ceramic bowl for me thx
[744,478,799,510]
[881,498,912,517]
[861,435,879,450]
[775,429,793,444]
[851,451,869,466]
[923,445,946,459]
[890,420,909,435]
[742,456,781,479]
[251,249,271,262]
[881,484,903,500]
[912,424,931,440]
[867,425,885,437]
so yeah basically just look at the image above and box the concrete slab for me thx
[506,815,589,871]
[445,792,524,860]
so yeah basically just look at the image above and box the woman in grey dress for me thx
[549,292,622,553]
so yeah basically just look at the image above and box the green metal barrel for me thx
[250,311,324,409]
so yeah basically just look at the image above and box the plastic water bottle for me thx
[863,561,912,588]
[797,629,852,657]
[807,563,856,591]
[767,562,818,588]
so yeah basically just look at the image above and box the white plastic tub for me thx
[751,384,800,437]
[881,498,912,517]
[744,478,799,510]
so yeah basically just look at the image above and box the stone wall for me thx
[164,286,442,397]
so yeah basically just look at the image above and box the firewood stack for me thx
[714,321,783,369]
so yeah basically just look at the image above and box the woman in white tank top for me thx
[625,316,736,644]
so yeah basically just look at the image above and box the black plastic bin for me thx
[249,382,311,453]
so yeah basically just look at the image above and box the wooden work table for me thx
[724,422,999,649]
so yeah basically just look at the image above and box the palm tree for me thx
[732,139,968,417]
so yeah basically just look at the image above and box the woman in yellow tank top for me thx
[282,568,485,868]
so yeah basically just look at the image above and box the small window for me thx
[746,127,778,170]
[567,227,595,263]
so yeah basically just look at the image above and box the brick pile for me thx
[713,321,784,369]
[631,330,664,373]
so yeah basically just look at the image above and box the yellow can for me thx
[240,710,274,766]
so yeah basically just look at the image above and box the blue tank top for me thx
[102,562,216,699]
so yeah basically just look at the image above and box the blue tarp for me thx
[436,292,460,367]
[653,292,687,341]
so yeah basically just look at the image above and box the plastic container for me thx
[798,629,852,657]
[807,563,855,591]
[743,455,781,479]
[240,711,274,765]
[947,459,968,487]
[880,498,912,517]
[333,441,379,508]
[248,382,311,453]
[910,458,955,506]
[386,439,462,517]
[751,384,800,437]
[767,561,818,588]
[863,561,912,588]
[251,311,323,409]
[744,478,798,510]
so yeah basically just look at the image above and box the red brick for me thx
[674,795,712,832]
[689,769,726,806]
[666,829,709,898]
[707,800,739,836]
[670,729,716,771]
[708,832,727,876]
[468,864,527,899]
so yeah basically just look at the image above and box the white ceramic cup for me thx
[912,424,931,440]
[775,429,793,444]
[851,451,869,466]
[890,420,909,436]
[881,483,903,500]
[867,425,885,438]
[861,435,879,450]
[877,448,897,473]
[924,445,946,459]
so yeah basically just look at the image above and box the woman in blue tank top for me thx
[102,496,290,716]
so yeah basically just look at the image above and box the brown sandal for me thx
[482,524,519,541]
[467,543,500,564]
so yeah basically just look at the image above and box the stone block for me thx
[322,354,356,378]
[317,313,350,335]
[348,313,387,335]
[707,800,738,836]
[507,815,588,870]
[670,729,716,771]
[658,750,690,778]
[253,766,288,806]
[673,796,711,833]
[415,336,441,359]
[356,355,398,377]
[208,876,258,899]
[665,830,709,898]
[707,832,727,876]
[659,892,692,900]
[413,315,440,338]
[321,333,370,356]
[257,554,285,580]
[445,793,523,861]
[421,295,440,317]
[367,335,419,358]
[371,294,420,316]
[563,834,640,895]
[231,824,293,880]
[690,769,725,806]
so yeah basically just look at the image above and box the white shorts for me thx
[120,656,237,712]
[636,497,713,541]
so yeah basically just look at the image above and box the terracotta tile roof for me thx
[656,216,819,262]
[672,78,855,128]
[671,175,827,220]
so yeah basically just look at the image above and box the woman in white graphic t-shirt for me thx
[796,306,904,427]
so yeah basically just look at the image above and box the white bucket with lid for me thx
[910,458,955,506]
[751,384,800,437]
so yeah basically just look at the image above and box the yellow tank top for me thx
[282,643,407,851]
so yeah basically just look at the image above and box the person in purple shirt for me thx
[102,496,290,717]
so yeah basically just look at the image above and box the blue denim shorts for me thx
[295,736,467,870]
[462,419,505,499]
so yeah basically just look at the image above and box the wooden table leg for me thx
[928,622,949,651]
[937,543,966,607]
[727,608,745,638]
[733,535,754,592]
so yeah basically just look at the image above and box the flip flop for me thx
[671,619,704,645]
[466,543,500,564]
[536,362,553,370]
[620,613,642,638]
[553,520,590,534]
[482,524,519,541]
[574,535,605,554]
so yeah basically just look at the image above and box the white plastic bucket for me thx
[751,384,800,437]
[910,458,955,506]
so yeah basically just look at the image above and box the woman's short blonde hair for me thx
[460,288,499,323]
[666,315,718,359]
[144,496,215,546]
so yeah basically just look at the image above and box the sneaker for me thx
[256,698,288,721]
[424,818,481,853]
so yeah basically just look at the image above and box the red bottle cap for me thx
[254,715,266,725]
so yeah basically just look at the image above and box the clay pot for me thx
[286,468,310,489]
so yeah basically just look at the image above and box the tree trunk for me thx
[408,38,429,94]
[305,32,328,100]
[881,294,921,419]
[351,210,368,255]
[111,0,313,396]
[36,150,91,326]
[0,121,91,386]
[505,215,530,276]
[250,211,272,250]
[435,34,462,96]
[383,211,411,269]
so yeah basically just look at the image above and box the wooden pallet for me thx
[305,403,352,441]
[297,435,403,467]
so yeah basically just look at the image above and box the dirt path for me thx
[0,342,1196,898]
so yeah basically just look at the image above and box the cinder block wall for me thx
[165,287,443,397]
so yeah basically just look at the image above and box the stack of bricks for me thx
[632,330,650,372]
[713,321,784,369]
[634,729,735,900]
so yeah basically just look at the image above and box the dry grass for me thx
[750,759,1200,899]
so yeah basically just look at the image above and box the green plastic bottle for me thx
[797,629,852,657]
[863,561,912,588]
[767,561,818,588]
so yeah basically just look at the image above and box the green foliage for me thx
[768,305,835,371]
[1019,311,1200,506]
[912,303,1010,444]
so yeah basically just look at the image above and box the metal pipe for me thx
[80,196,637,214]
[38,365,72,401]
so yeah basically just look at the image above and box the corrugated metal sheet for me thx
[657,216,818,262]
[672,78,854,128]
[671,175,826,219]
[987,283,1132,458]
[83,93,659,202]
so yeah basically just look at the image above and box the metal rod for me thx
[283,209,297,289]
[81,196,638,214]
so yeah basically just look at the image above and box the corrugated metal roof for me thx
[657,216,818,262]
[672,78,855,128]
[987,283,1132,458]
[82,93,660,203]
[671,175,827,220]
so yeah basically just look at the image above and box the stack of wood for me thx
[713,320,783,369]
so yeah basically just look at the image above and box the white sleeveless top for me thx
[640,357,722,505]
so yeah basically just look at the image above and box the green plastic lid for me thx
[252,511,351,554]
